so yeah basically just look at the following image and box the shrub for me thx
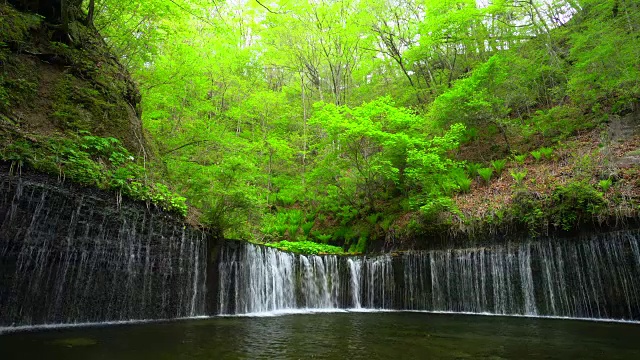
[511,190,546,235]
[287,209,304,226]
[366,213,381,225]
[338,205,358,226]
[264,240,344,255]
[539,147,554,159]
[287,225,299,241]
[458,178,472,193]
[454,174,472,193]
[478,167,493,184]
[301,221,315,236]
[463,127,479,142]
[306,212,316,222]
[275,224,288,237]
[450,167,472,193]
[332,226,356,243]
[1,140,33,173]
[530,150,543,161]
[0,135,188,216]
[353,235,368,253]
[380,216,394,231]
[314,233,332,244]
[509,169,528,186]
[491,159,507,174]
[513,154,527,165]
[418,195,455,220]
[598,178,613,193]
[466,162,482,177]
[550,182,606,231]
[144,183,188,217]
[440,180,461,196]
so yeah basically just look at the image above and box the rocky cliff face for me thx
[0,2,155,160]
[0,169,214,327]
[0,4,223,328]
[1,167,639,328]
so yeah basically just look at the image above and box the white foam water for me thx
[218,231,640,321]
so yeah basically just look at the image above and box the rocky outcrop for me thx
[0,168,217,327]
[0,2,156,160]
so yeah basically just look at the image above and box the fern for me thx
[491,159,507,174]
[478,167,493,184]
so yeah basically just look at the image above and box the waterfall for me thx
[0,176,208,327]
[362,254,395,309]
[347,258,362,308]
[218,244,345,314]
[3,173,640,326]
[218,230,640,320]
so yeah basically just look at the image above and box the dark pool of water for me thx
[2,312,640,359]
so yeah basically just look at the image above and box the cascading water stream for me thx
[218,230,640,321]
[3,173,640,327]
[0,176,208,328]
[347,258,362,308]
[217,244,344,314]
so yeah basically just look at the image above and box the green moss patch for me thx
[264,240,344,255]
[0,133,187,217]
[0,4,42,44]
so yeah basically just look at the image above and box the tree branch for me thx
[166,0,217,27]
[87,0,95,26]
[255,0,285,15]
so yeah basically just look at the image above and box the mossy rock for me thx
[0,4,42,44]
[0,3,151,160]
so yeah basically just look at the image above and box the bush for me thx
[314,233,332,244]
[510,190,546,235]
[530,150,543,161]
[264,240,344,255]
[466,162,482,177]
[550,181,606,231]
[287,209,304,226]
[418,195,455,220]
[366,213,381,225]
[528,106,586,140]
[0,135,188,217]
[261,209,313,241]
[301,221,315,236]
[353,235,368,253]
[478,167,493,184]
[509,169,527,186]
[491,159,507,174]
[598,178,613,193]
[452,169,472,193]
[539,147,554,159]
[287,225,299,240]
[510,181,607,234]
[463,127,479,142]
[567,2,640,114]
[513,154,527,165]
[1,139,33,173]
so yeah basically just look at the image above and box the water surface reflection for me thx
[2,312,639,359]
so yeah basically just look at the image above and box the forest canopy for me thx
[2,0,639,253]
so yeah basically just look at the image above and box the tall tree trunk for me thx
[301,73,307,192]
[87,0,95,26]
[61,0,69,34]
